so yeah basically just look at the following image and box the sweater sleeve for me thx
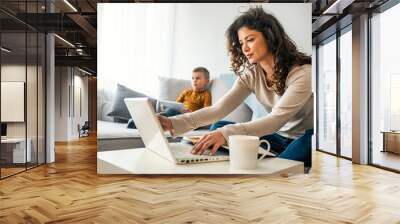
[169,77,252,135]
[218,66,312,139]
[203,91,211,107]
[176,90,187,103]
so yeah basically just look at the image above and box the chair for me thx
[79,121,90,138]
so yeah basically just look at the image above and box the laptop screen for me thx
[124,98,176,163]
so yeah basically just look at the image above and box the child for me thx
[127,67,211,129]
[162,67,211,117]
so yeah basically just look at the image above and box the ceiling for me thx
[0,0,391,75]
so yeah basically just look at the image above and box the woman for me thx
[158,7,313,168]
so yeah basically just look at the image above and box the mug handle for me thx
[258,140,271,160]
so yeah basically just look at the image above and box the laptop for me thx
[124,98,229,164]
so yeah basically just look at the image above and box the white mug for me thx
[228,135,271,169]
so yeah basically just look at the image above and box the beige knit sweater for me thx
[169,64,313,140]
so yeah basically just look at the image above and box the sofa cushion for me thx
[212,73,268,121]
[98,100,114,122]
[244,94,269,120]
[98,120,139,139]
[158,76,192,101]
[97,88,114,122]
[97,120,211,151]
[210,73,252,123]
[107,84,157,122]
[98,120,211,140]
[159,74,254,123]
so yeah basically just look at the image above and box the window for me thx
[370,2,400,171]
[0,1,47,179]
[339,28,352,158]
[317,36,337,154]
[389,74,400,130]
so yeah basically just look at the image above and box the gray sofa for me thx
[97,74,268,152]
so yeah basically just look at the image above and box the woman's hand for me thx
[191,131,227,156]
[157,115,173,133]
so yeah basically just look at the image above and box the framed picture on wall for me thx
[1,81,25,122]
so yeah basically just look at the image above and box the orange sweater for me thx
[176,89,211,112]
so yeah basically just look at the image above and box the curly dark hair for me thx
[226,7,311,95]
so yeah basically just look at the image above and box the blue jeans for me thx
[209,120,313,168]
[160,108,182,117]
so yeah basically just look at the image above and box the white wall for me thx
[170,4,232,78]
[1,65,26,140]
[1,65,36,137]
[55,67,70,141]
[55,67,89,141]
[1,64,46,164]
[98,3,176,98]
[98,3,312,97]
[72,74,89,138]
[171,3,312,79]
[75,74,89,124]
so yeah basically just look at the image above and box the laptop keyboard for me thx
[170,143,229,164]
[171,144,212,157]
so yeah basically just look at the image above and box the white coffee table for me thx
[97,148,304,175]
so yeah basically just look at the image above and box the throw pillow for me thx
[107,84,157,122]
[126,118,136,129]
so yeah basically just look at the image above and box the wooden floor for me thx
[1,163,45,178]
[372,150,400,171]
[1,167,26,178]
[1,135,400,224]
